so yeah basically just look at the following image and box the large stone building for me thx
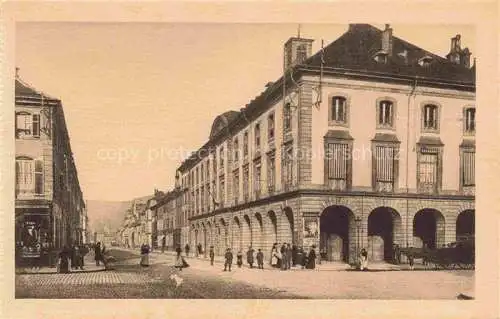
[174,24,475,264]
[15,74,87,266]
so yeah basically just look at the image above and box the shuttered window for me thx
[418,149,438,192]
[254,161,261,198]
[326,143,348,180]
[462,150,475,186]
[267,153,276,192]
[375,146,395,182]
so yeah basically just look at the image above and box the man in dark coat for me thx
[280,244,287,270]
[256,249,264,269]
[185,243,190,257]
[246,246,255,268]
[161,236,166,253]
[58,246,71,273]
[306,246,317,269]
[286,243,293,269]
[223,248,233,271]
[94,242,103,266]
[209,246,215,266]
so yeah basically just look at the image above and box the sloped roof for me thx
[306,24,474,83]
[15,78,58,100]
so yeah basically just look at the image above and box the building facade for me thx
[175,24,475,264]
[15,76,87,266]
[152,187,182,251]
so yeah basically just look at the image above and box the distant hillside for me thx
[86,200,131,234]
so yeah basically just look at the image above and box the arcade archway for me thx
[320,205,355,263]
[367,207,402,262]
[413,209,445,249]
[456,210,474,241]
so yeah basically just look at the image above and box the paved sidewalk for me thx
[147,248,423,271]
[16,252,106,274]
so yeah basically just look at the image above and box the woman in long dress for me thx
[140,243,150,267]
[175,246,189,271]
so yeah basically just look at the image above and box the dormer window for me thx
[373,51,388,64]
[16,112,40,139]
[418,55,433,67]
[296,44,308,64]
[329,96,348,126]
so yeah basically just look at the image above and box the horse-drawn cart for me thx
[400,239,474,270]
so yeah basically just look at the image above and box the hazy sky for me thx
[15,23,475,201]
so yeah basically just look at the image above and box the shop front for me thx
[15,206,55,267]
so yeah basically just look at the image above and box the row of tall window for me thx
[324,141,475,193]
[328,96,476,133]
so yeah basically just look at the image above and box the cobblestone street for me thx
[15,248,474,299]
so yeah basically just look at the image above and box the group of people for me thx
[218,247,265,271]
[270,243,317,270]
[56,242,94,273]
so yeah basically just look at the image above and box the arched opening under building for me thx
[219,218,228,255]
[282,207,294,245]
[320,205,355,263]
[413,209,445,249]
[243,214,252,249]
[233,216,242,251]
[254,213,264,252]
[367,207,402,262]
[267,211,278,244]
[456,210,475,241]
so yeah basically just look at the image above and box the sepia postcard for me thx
[0,1,499,319]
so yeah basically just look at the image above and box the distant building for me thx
[174,24,475,264]
[15,74,86,266]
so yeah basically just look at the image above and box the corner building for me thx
[177,24,475,263]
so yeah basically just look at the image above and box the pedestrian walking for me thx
[306,245,317,269]
[291,245,298,266]
[209,246,215,266]
[175,246,189,271]
[280,243,287,270]
[57,246,71,273]
[395,244,401,264]
[237,250,243,268]
[197,243,203,256]
[94,242,104,266]
[286,243,293,269]
[359,248,368,271]
[223,248,233,271]
[256,249,264,269]
[71,243,83,270]
[246,246,255,268]
[185,243,190,257]
[408,254,415,270]
[161,236,166,254]
[140,243,150,267]
[270,244,280,268]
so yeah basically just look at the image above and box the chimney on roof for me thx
[283,36,314,71]
[447,34,472,68]
[381,24,393,56]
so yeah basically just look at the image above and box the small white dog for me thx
[169,273,184,287]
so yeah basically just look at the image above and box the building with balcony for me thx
[15,74,87,266]
[175,24,475,264]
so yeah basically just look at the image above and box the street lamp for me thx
[355,216,362,266]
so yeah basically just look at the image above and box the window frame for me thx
[254,122,261,150]
[328,94,350,127]
[459,145,475,190]
[421,102,441,133]
[283,103,292,133]
[376,97,396,130]
[16,111,41,139]
[416,144,443,194]
[371,141,400,192]
[463,106,476,135]
[268,112,275,143]
[323,136,353,191]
